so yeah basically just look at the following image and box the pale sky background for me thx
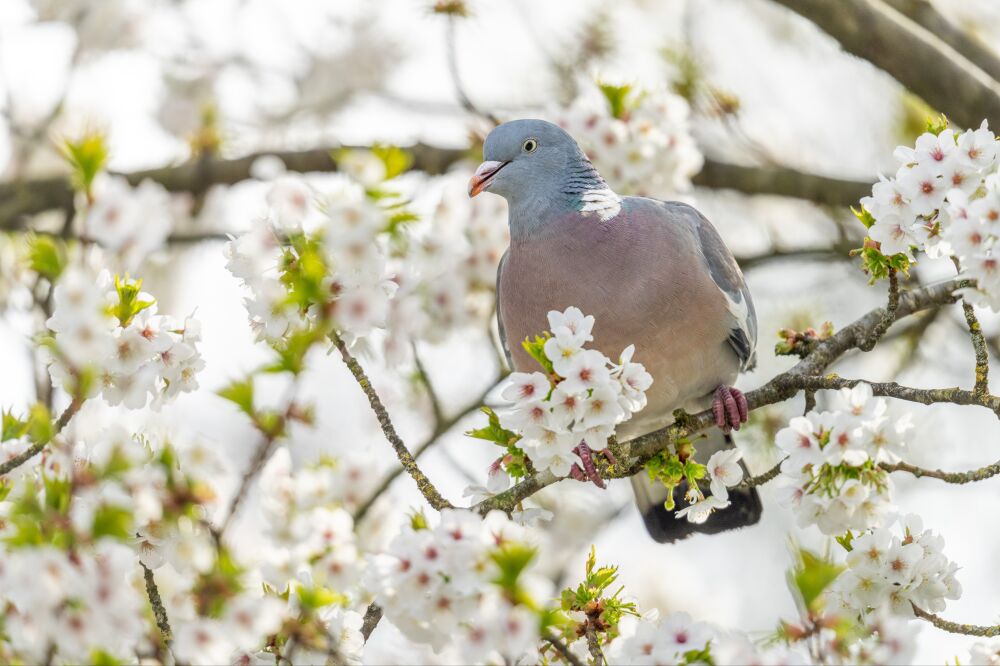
[1,0,1000,663]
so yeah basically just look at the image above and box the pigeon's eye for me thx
[522,138,538,153]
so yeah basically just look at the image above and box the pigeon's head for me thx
[468,119,590,200]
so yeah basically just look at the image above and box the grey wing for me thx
[669,202,758,371]
[495,250,513,369]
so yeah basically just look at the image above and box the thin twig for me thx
[544,632,586,666]
[859,269,899,351]
[881,458,1000,484]
[739,461,784,489]
[412,344,444,425]
[0,398,82,477]
[217,433,280,535]
[913,604,1000,637]
[332,333,453,511]
[444,15,500,125]
[142,563,173,646]
[742,453,1000,490]
[352,376,502,522]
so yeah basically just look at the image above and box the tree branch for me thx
[332,333,453,511]
[913,604,1000,637]
[960,299,991,397]
[736,246,854,271]
[769,0,1000,130]
[544,632,586,666]
[476,279,964,514]
[142,563,173,647]
[692,159,871,207]
[881,0,1000,84]
[0,146,874,233]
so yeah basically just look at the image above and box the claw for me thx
[573,442,606,488]
[732,387,748,423]
[713,385,749,432]
[601,447,617,466]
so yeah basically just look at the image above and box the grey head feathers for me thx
[480,119,621,236]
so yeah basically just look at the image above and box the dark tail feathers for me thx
[630,430,762,544]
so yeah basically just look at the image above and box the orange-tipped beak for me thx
[468,160,507,197]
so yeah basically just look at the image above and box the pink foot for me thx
[570,442,606,489]
[712,385,748,433]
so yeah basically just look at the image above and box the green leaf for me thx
[522,333,555,377]
[27,234,67,281]
[111,274,155,327]
[855,244,911,283]
[371,144,414,180]
[926,114,950,136]
[266,327,323,375]
[791,548,844,613]
[386,209,419,237]
[90,649,124,666]
[835,531,855,553]
[26,403,53,445]
[91,504,133,540]
[598,82,634,120]
[851,204,876,230]
[43,474,73,513]
[410,509,429,531]
[490,542,537,598]
[58,129,109,196]
[662,45,703,103]
[2,410,27,442]
[466,406,521,447]
[295,583,346,610]
[218,378,255,416]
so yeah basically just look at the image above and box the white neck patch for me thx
[579,187,622,222]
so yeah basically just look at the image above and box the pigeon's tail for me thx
[630,428,761,544]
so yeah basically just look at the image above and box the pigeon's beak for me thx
[468,160,508,197]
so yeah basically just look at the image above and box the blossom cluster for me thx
[677,448,747,524]
[552,81,704,197]
[828,515,961,619]
[224,176,397,346]
[45,264,204,409]
[599,596,916,665]
[383,171,509,362]
[497,307,652,478]
[257,449,366,602]
[365,509,544,660]
[0,416,231,663]
[776,384,910,535]
[0,542,146,663]
[861,121,1000,308]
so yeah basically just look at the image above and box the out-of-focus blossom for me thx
[552,81,703,197]
[85,176,174,271]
